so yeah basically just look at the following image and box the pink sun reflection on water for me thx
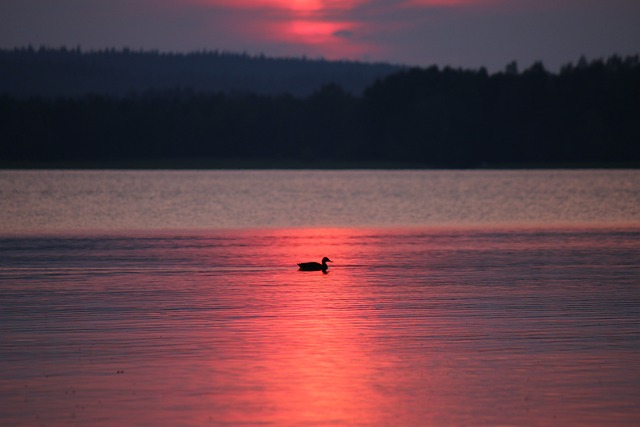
[1,227,640,425]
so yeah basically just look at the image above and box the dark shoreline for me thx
[2,158,639,170]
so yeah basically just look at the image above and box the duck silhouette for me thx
[298,257,332,271]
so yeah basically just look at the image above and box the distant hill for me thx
[0,46,403,98]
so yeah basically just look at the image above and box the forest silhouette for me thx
[1,48,639,167]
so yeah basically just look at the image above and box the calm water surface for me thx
[1,170,639,426]
[1,169,639,231]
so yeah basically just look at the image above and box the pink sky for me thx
[0,0,638,69]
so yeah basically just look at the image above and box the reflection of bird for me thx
[298,257,332,271]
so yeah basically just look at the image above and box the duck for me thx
[298,257,332,271]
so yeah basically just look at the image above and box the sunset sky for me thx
[1,0,638,70]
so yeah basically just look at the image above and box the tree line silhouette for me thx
[1,49,639,167]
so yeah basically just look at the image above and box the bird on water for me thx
[298,257,332,271]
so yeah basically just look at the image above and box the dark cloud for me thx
[333,29,355,39]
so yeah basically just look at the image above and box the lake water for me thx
[1,170,640,426]
[1,169,639,232]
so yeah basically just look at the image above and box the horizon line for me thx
[4,44,639,74]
